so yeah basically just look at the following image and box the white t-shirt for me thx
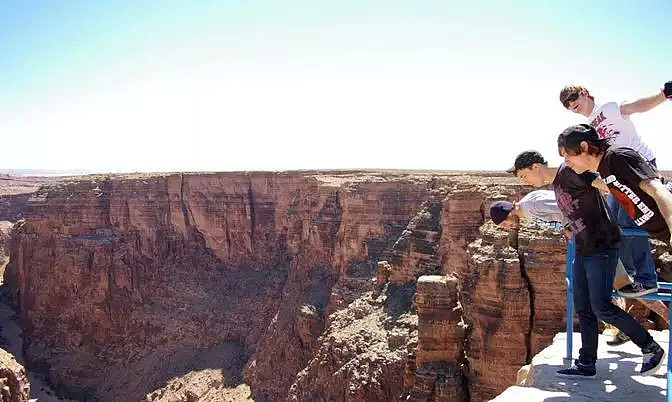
[518,190,565,224]
[587,102,655,161]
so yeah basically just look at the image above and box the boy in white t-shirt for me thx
[558,82,672,297]
[559,82,671,164]
[489,189,564,229]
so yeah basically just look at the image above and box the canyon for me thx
[0,171,669,401]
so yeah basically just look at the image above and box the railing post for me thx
[565,235,575,361]
[665,302,672,402]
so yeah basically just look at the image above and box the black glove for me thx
[664,81,672,99]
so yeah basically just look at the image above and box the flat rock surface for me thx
[494,331,670,401]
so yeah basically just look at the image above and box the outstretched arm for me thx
[640,179,672,246]
[620,81,672,116]
[620,92,666,116]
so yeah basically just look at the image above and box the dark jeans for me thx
[573,248,653,366]
[607,194,658,288]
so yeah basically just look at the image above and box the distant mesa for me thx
[0,169,92,177]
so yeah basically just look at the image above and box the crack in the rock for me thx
[179,173,191,229]
[179,174,208,245]
[518,245,535,364]
[247,178,256,250]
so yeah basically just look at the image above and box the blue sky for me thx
[2,0,671,172]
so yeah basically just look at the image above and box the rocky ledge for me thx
[494,330,669,401]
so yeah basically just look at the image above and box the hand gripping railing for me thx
[565,228,672,401]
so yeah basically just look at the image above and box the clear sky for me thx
[2,0,671,172]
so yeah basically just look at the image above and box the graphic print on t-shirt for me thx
[554,185,587,234]
[590,111,619,139]
[604,174,655,226]
[610,188,637,218]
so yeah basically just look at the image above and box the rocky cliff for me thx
[0,348,30,402]
[2,171,667,401]
[2,172,443,401]
[459,223,567,401]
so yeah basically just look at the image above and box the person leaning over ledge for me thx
[507,149,661,296]
[489,189,564,230]
[557,123,672,249]
[494,152,670,346]
[506,149,665,379]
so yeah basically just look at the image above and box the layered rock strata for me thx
[407,275,466,402]
[242,176,436,401]
[4,171,646,402]
[517,225,568,356]
[385,201,444,284]
[439,189,486,278]
[4,172,438,401]
[461,223,532,401]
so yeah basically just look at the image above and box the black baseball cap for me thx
[489,201,514,224]
[507,150,547,174]
[557,124,606,149]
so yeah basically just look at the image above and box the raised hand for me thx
[664,81,672,99]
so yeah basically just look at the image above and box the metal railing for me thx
[565,228,672,401]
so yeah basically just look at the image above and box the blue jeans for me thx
[607,194,658,288]
[573,248,653,365]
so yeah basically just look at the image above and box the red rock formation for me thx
[286,289,416,401]
[376,261,391,285]
[4,172,436,401]
[0,222,13,279]
[438,188,486,278]
[407,275,466,402]
[3,170,611,402]
[385,201,444,284]
[0,348,30,402]
[517,225,569,356]
[414,276,463,368]
[243,176,436,401]
[461,223,531,402]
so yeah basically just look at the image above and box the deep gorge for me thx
[0,171,669,401]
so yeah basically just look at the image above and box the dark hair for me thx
[508,150,548,175]
[557,124,610,156]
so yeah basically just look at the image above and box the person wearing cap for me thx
[489,190,564,229]
[508,148,665,378]
[559,82,672,297]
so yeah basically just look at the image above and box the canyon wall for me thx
[3,172,440,401]
[3,171,665,401]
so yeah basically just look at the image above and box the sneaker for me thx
[606,329,631,346]
[640,340,665,376]
[617,282,658,298]
[556,360,596,379]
